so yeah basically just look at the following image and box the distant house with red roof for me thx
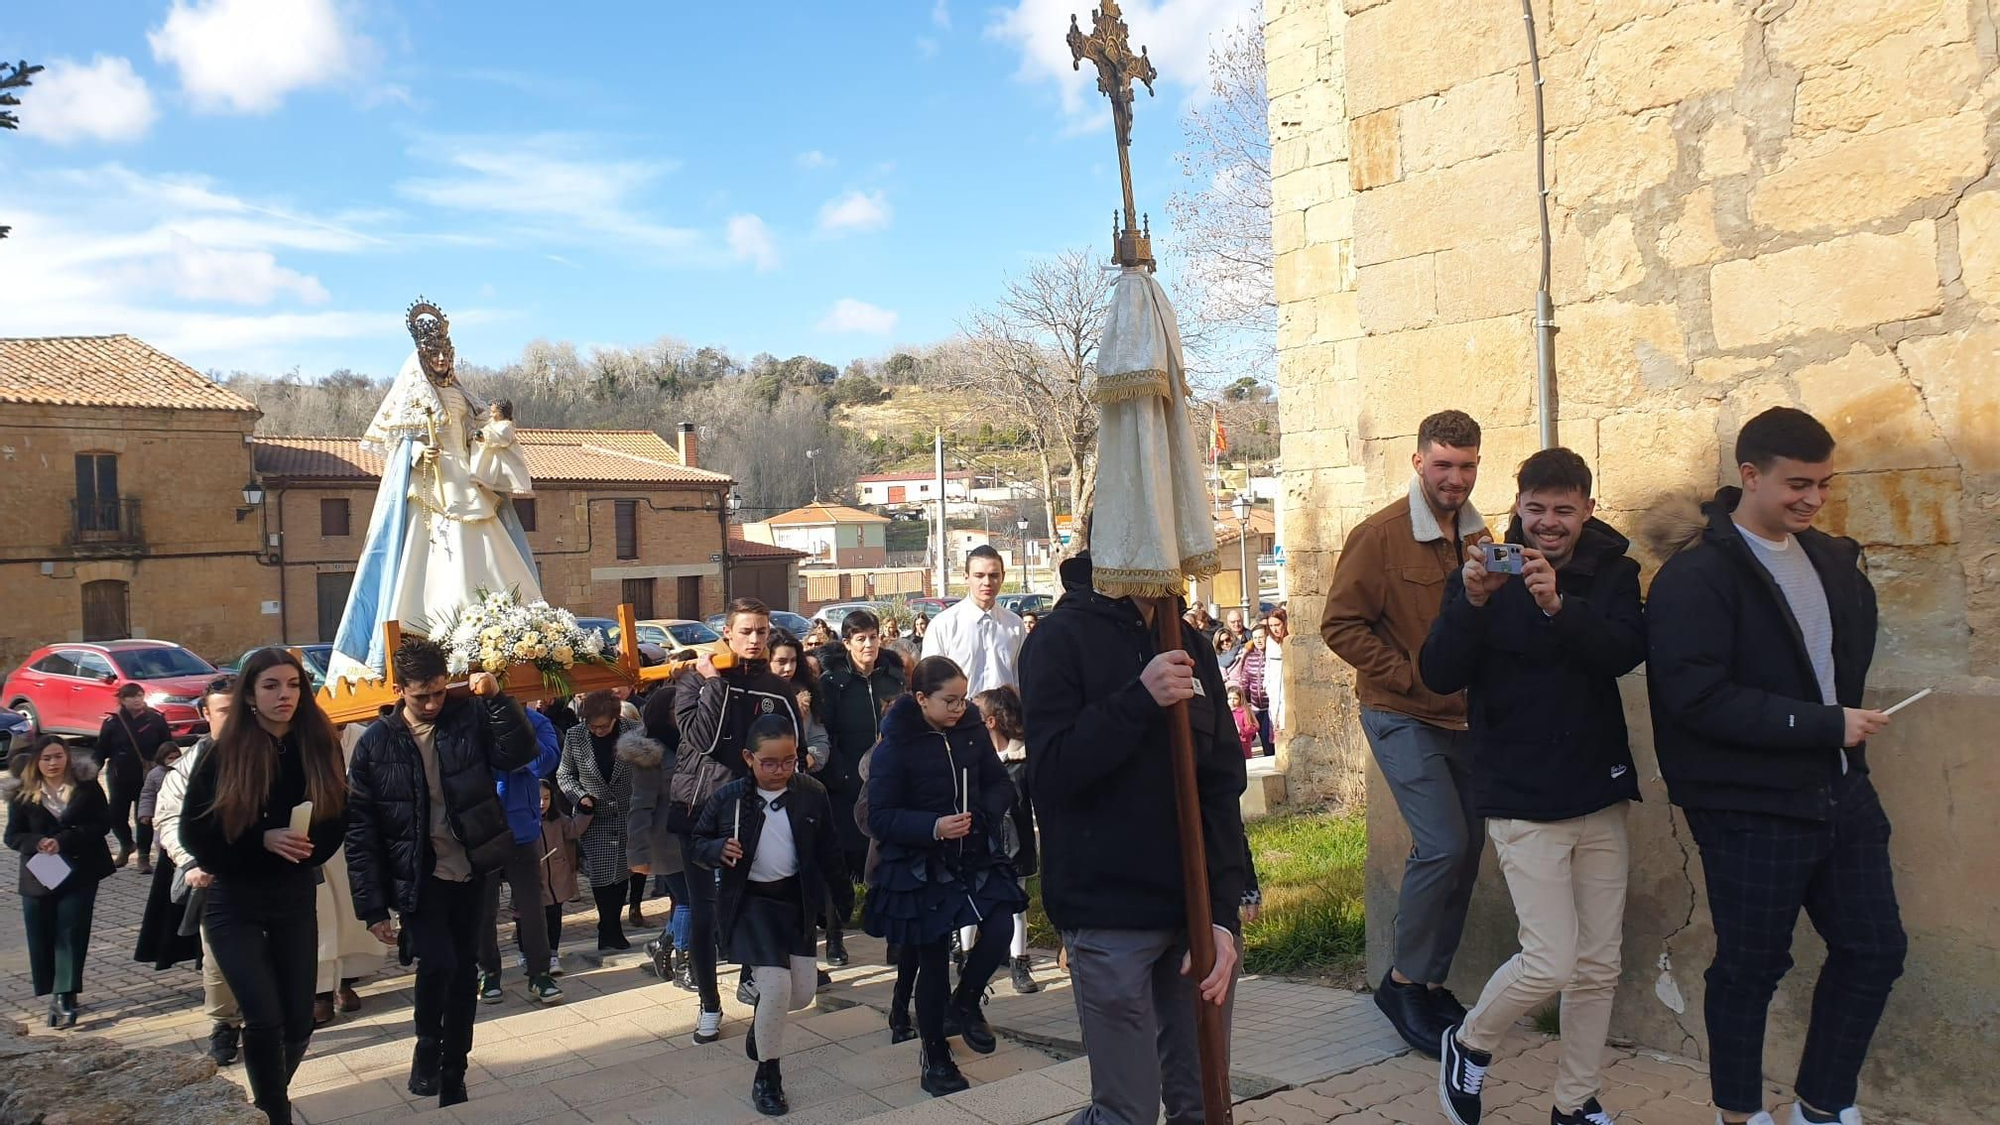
[742,501,890,569]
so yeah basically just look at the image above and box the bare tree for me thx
[960,248,1117,529]
[1,60,43,239]
[1165,10,1274,373]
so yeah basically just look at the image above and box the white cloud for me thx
[19,56,158,145]
[109,232,331,305]
[917,37,940,57]
[399,135,699,252]
[726,214,780,272]
[816,190,892,236]
[932,0,953,30]
[818,298,899,335]
[148,0,363,113]
[987,0,1257,118]
[795,150,833,170]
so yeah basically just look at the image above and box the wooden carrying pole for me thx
[1142,596,1233,1124]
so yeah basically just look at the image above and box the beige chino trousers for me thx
[1458,802,1630,1113]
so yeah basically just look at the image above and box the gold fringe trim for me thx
[1180,548,1221,579]
[1094,368,1171,404]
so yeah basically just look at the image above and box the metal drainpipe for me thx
[1524,0,1558,449]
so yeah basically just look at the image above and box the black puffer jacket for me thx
[344,693,537,923]
[1645,488,1877,821]
[817,644,904,856]
[1420,516,1646,821]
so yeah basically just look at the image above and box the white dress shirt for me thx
[922,597,1027,694]
[747,788,800,883]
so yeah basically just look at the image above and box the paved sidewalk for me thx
[0,823,1914,1124]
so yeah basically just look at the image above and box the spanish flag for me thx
[1211,414,1229,458]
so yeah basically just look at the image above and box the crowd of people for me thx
[2,404,1907,1125]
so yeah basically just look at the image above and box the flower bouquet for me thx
[430,588,609,697]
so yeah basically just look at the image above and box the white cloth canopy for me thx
[1088,266,1218,598]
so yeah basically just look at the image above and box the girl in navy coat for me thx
[862,656,1024,1097]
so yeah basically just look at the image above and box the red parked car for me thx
[2,640,221,742]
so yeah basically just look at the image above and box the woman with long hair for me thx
[180,648,348,1125]
[863,656,1024,1096]
[4,736,114,1028]
[766,631,831,774]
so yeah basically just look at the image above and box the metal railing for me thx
[69,497,142,547]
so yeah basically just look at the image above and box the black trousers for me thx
[1685,774,1907,1114]
[627,871,647,908]
[104,760,141,852]
[22,882,97,997]
[406,876,484,1074]
[591,881,628,947]
[679,834,722,1011]
[204,871,318,1124]
[513,903,563,957]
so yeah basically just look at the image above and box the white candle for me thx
[961,768,969,816]
[733,801,742,841]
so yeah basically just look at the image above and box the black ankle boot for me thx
[407,1037,441,1097]
[673,947,696,992]
[919,1039,969,1097]
[646,937,673,979]
[54,993,78,1028]
[887,1005,915,1044]
[944,989,995,1054]
[751,1058,788,1116]
[45,998,60,1029]
[824,929,849,967]
[439,1068,469,1107]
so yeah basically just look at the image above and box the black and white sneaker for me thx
[1438,1025,1490,1125]
[1552,1097,1615,1125]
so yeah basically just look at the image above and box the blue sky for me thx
[6,0,1257,380]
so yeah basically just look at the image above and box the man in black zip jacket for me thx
[1021,551,1247,1125]
[344,637,538,1108]
[1645,408,1901,1125]
[673,597,803,1045]
[1420,448,1646,1125]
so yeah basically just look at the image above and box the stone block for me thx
[1305,198,1352,244]
[1597,407,1721,512]
[1348,110,1400,191]
[1820,469,1962,547]
[1468,423,1543,515]
[1353,315,1537,438]
[1312,291,1363,343]
[1861,545,1971,675]
[1955,190,2000,308]
[1585,213,1647,294]
[1547,0,1677,48]
[1267,44,1318,98]
[1589,1,1747,114]
[1276,242,1347,303]
[1554,111,1678,208]
[1792,5,1981,136]
[1346,0,1523,116]
[1896,324,2000,474]
[1699,115,1754,178]
[1355,254,1436,334]
[1708,222,1941,349]
[1766,0,1959,71]
[1397,69,1532,176]
[1274,209,1307,256]
[1790,343,1956,471]
[1353,149,1536,266]
[1434,236,1538,323]
[1557,299,1688,407]
[1658,186,1724,268]
[1750,110,1988,233]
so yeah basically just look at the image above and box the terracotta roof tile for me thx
[765,501,891,526]
[1214,506,1276,547]
[253,430,733,486]
[0,335,259,412]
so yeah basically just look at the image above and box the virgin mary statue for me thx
[325,299,543,683]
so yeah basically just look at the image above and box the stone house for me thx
[0,335,272,671]
[1266,0,1996,1109]
[1194,505,1277,617]
[252,430,735,640]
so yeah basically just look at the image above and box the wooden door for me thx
[316,572,354,641]
[622,577,656,620]
[676,575,702,619]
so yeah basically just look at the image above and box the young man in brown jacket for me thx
[1319,409,1489,1056]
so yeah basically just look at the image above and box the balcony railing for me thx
[68,498,143,550]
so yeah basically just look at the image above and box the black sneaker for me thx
[1374,970,1444,1056]
[1551,1097,1615,1125]
[1430,986,1469,1027]
[736,974,759,1007]
[205,1021,240,1066]
[1438,1026,1490,1125]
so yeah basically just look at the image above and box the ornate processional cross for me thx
[1068,1,1158,269]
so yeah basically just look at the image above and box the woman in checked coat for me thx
[555,690,648,950]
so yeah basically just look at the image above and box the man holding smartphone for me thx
[1645,408,1901,1125]
[1422,448,1646,1125]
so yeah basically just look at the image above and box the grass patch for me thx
[1022,807,1367,981]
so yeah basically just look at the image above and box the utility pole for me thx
[933,428,948,599]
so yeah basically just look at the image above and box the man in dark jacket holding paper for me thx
[344,636,537,1108]
[1021,551,1247,1125]
[1420,448,1646,1125]
[1645,408,1902,1125]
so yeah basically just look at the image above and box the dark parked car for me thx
[997,594,1052,615]
[2,640,221,742]
[1,707,34,765]
[224,643,334,690]
[704,610,815,639]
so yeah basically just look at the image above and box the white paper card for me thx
[27,852,71,891]
[289,801,313,835]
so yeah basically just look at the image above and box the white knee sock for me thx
[1011,912,1029,959]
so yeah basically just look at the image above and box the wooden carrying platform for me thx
[314,603,681,725]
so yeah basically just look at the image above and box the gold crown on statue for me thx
[405,297,451,352]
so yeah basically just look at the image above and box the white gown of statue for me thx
[326,352,542,683]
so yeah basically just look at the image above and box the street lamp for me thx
[236,478,265,522]
[1231,493,1252,615]
[805,449,820,501]
[1017,517,1031,594]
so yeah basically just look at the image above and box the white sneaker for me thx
[1787,1105,1861,1125]
[1719,1114,1776,1125]
[514,953,528,972]
[548,954,563,976]
[692,1008,722,1045]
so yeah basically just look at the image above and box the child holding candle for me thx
[861,657,1025,1097]
[690,716,851,1118]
